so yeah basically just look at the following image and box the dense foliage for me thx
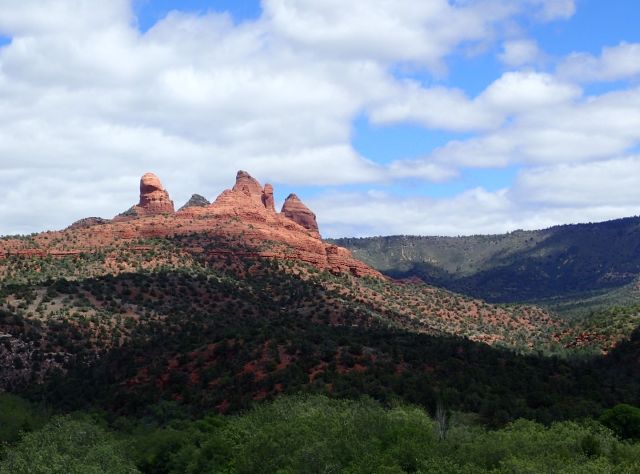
[600,404,640,441]
[2,395,640,473]
[1,226,640,472]
[0,237,637,425]
[332,216,640,305]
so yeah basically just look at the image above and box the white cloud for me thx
[534,0,576,21]
[263,0,508,70]
[498,39,542,67]
[558,42,640,83]
[478,71,580,113]
[369,84,500,132]
[387,159,457,182]
[427,85,640,168]
[313,156,640,237]
[0,0,634,239]
[369,72,580,133]
[510,156,640,207]
[0,0,131,36]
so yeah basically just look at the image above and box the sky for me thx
[0,0,639,237]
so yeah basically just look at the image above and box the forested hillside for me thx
[333,216,640,305]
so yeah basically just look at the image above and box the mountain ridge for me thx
[332,215,640,305]
[0,170,380,279]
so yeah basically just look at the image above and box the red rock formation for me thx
[66,217,110,231]
[133,173,175,216]
[262,184,275,213]
[282,194,320,238]
[233,170,264,204]
[0,170,382,279]
[179,194,210,211]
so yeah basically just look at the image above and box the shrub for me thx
[0,416,137,474]
[600,404,640,440]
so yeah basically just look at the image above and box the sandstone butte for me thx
[0,171,381,278]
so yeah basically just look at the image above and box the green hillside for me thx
[332,216,640,307]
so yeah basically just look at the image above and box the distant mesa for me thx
[282,193,320,238]
[180,194,210,211]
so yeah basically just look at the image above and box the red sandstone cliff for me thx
[0,171,381,278]
[282,193,320,239]
[116,172,175,218]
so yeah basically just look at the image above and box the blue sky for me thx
[134,0,262,30]
[0,0,639,236]
[130,0,640,203]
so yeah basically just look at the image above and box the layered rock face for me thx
[262,184,275,212]
[226,171,276,214]
[135,173,175,216]
[282,194,320,238]
[232,170,264,203]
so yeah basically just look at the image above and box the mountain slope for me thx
[1,171,639,426]
[332,216,640,305]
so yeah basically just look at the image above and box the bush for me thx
[0,416,137,474]
[127,395,640,473]
[0,393,48,445]
[600,404,640,440]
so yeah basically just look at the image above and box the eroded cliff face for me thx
[136,172,175,215]
[0,171,382,279]
[262,184,276,213]
[282,193,320,238]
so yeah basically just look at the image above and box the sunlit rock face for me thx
[282,193,320,238]
[136,172,175,216]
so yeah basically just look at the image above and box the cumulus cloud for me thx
[312,157,640,237]
[558,42,640,82]
[478,71,580,113]
[262,0,577,68]
[369,72,580,133]
[0,0,636,238]
[369,84,500,132]
[422,84,640,170]
[509,156,640,207]
[498,39,542,67]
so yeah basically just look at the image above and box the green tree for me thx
[0,416,138,474]
[0,393,48,445]
[600,404,640,440]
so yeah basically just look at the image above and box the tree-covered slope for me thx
[332,216,640,304]
[0,236,638,427]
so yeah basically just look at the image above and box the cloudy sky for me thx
[0,0,639,237]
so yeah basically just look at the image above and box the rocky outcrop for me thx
[262,184,275,212]
[137,172,175,215]
[282,194,320,238]
[203,171,278,221]
[0,170,382,279]
[180,194,210,211]
[233,170,264,204]
[325,244,378,277]
[66,217,110,231]
[115,173,175,219]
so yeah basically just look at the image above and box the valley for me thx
[0,170,639,472]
